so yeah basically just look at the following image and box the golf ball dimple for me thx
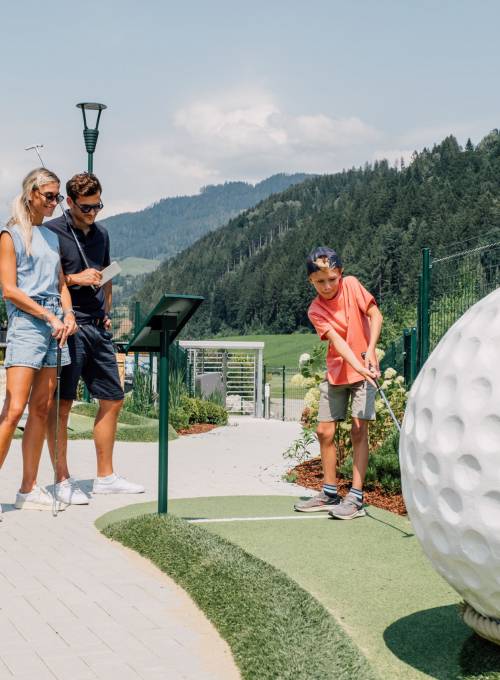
[400,288,500,620]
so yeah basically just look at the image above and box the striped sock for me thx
[350,487,363,504]
[323,483,338,498]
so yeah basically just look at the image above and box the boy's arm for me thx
[364,304,383,375]
[324,327,377,387]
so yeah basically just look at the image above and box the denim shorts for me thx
[4,297,71,370]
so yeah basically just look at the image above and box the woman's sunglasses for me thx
[37,190,64,204]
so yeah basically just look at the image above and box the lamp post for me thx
[76,102,107,173]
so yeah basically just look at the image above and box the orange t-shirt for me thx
[308,275,377,385]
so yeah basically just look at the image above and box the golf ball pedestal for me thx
[400,288,500,644]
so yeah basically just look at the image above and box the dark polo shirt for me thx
[45,211,110,322]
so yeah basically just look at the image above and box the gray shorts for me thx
[317,380,376,422]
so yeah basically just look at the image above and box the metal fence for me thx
[263,366,309,421]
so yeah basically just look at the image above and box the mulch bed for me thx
[292,457,407,516]
[177,423,219,436]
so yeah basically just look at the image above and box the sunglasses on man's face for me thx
[74,200,104,214]
[37,190,64,204]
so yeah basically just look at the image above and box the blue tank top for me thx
[1,225,61,319]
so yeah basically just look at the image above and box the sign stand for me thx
[126,294,203,514]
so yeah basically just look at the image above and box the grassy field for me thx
[219,333,319,368]
[116,257,160,276]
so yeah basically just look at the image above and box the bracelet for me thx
[63,308,76,317]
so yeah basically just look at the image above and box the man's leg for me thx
[93,398,123,477]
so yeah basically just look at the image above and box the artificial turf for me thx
[99,497,500,680]
[103,513,378,680]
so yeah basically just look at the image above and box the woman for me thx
[0,168,77,515]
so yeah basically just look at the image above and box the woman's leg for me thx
[20,367,56,493]
[0,367,36,468]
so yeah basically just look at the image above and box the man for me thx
[46,172,144,504]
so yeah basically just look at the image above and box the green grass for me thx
[116,257,160,276]
[218,333,318,368]
[62,403,177,441]
[103,513,378,680]
[99,497,500,680]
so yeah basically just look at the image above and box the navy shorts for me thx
[60,323,124,401]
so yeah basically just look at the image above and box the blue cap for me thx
[306,247,343,274]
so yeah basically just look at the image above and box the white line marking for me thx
[188,515,328,524]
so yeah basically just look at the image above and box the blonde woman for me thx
[0,168,77,516]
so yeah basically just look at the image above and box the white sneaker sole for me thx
[55,495,90,505]
[328,508,366,520]
[15,500,66,511]
[92,488,145,495]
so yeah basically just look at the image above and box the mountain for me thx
[133,131,500,342]
[102,173,312,260]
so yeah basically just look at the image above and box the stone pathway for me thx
[0,417,303,679]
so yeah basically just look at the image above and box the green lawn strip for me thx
[103,513,378,680]
[218,333,317,368]
[97,497,500,680]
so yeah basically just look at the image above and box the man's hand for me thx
[67,269,102,287]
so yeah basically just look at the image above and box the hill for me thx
[134,131,500,342]
[103,173,311,260]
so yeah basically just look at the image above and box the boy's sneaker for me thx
[328,492,366,520]
[15,485,66,512]
[55,478,90,505]
[294,491,341,512]
[92,474,145,495]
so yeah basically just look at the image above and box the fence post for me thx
[403,328,411,386]
[410,326,418,385]
[134,301,141,375]
[282,365,286,421]
[420,248,431,368]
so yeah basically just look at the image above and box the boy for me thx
[294,247,382,519]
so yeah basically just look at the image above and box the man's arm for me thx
[65,269,102,287]
[103,281,112,330]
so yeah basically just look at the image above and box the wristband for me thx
[63,308,76,317]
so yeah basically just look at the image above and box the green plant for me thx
[169,406,190,431]
[169,366,187,411]
[283,427,316,465]
[339,429,401,494]
[179,394,228,426]
[123,367,158,418]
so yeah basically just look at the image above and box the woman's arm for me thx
[59,270,78,336]
[0,232,66,341]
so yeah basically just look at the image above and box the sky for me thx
[1,0,500,219]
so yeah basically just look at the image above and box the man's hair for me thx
[306,247,343,275]
[66,172,102,200]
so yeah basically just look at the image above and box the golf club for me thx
[361,352,401,433]
[53,346,62,517]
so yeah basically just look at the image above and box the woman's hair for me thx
[7,167,60,256]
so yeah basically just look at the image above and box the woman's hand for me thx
[64,311,78,336]
[48,314,69,347]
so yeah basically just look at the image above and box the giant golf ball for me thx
[400,287,500,621]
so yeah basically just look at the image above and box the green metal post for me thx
[421,248,431,366]
[410,327,418,384]
[417,273,423,371]
[403,328,411,386]
[88,154,93,173]
[282,365,285,421]
[158,316,169,514]
[134,302,141,374]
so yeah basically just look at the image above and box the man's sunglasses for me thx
[74,200,104,214]
[38,190,64,204]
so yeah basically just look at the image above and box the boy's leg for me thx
[329,381,375,520]
[294,381,348,512]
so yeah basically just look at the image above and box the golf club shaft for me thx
[361,352,402,433]
[53,346,62,517]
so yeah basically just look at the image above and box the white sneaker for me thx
[55,478,90,505]
[15,485,66,511]
[92,473,145,495]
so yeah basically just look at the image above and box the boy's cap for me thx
[306,247,343,274]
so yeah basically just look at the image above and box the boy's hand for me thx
[364,349,381,378]
[358,365,378,388]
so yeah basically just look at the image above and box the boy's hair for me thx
[306,247,343,274]
[66,172,102,200]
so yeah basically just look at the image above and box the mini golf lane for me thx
[97,496,498,680]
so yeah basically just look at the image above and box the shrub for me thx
[178,395,228,426]
[169,406,190,431]
[339,429,401,494]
